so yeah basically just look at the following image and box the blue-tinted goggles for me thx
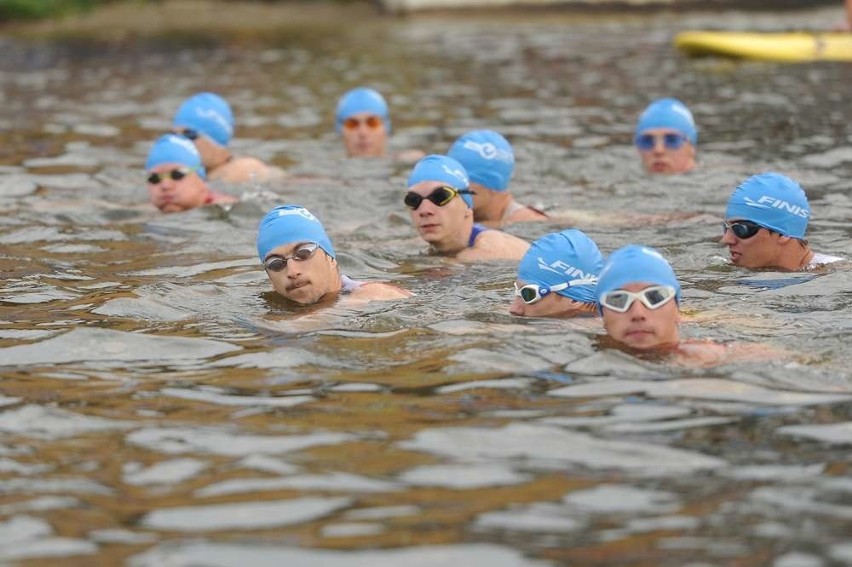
[635,133,687,151]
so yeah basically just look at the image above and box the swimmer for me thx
[448,129,548,227]
[173,92,285,183]
[145,133,237,213]
[596,245,781,366]
[509,229,603,318]
[257,205,412,305]
[634,98,697,175]
[721,172,844,271]
[335,87,424,162]
[404,154,530,262]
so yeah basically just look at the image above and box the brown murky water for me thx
[0,3,851,566]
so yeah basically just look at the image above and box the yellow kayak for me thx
[674,31,852,63]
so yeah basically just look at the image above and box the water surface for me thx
[0,4,850,566]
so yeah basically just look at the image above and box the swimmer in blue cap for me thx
[336,88,390,158]
[405,154,529,262]
[145,133,236,213]
[335,87,424,162]
[257,205,411,305]
[721,172,844,271]
[634,98,697,175]
[596,245,682,350]
[596,244,792,365]
[172,92,285,184]
[510,229,603,318]
[448,129,548,227]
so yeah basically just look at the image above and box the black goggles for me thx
[176,128,200,141]
[263,242,320,272]
[404,186,474,210]
[723,220,763,240]
[147,167,196,185]
[599,285,677,313]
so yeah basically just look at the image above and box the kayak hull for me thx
[674,31,852,63]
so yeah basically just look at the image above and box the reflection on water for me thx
[0,4,851,566]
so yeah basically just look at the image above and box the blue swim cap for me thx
[447,129,515,192]
[256,205,335,261]
[596,245,681,308]
[335,87,391,133]
[725,172,810,239]
[173,92,235,147]
[517,229,603,304]
[407,154,472,208]
[145,133,207,179]
[635,98,697,145]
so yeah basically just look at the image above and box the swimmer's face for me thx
[601,282,681,350]
[636,128,696,175]
[720,220,786,269]
[146,163,210,213]
[509,280,592,318]
[341,112,388,158]
[263,241,340,305]
[406,181,473,249]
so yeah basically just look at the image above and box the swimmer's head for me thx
[517,229,603,304]
[596,244,681,309]
[256,205,335,261]
[725,172,810,239]
[335,87,391,134]
[407,154,472,207]
[634,98,697,144]
[145,133,206,178]
[447,129,515,192]
[173,92,235,147]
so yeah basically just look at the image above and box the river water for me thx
[0,4,850,566]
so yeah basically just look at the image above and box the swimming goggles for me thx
[176,128,200,141]
[263,242,320,272]
[635,133,687,151]
[514,278,597,305]
[722,220,763,240]
[404,186,474,211]
[599,285,677,313]
[343,116,382,130]
[147,166,198,185]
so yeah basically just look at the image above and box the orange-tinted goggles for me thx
[343,116,382,130]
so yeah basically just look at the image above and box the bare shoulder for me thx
[505,205,549,224]
[460,230,529,262]
[210,191,238,205]
[350,281,413,301]
[673,339,788,367]
[211,157,288,184]
[394,149,427,165]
